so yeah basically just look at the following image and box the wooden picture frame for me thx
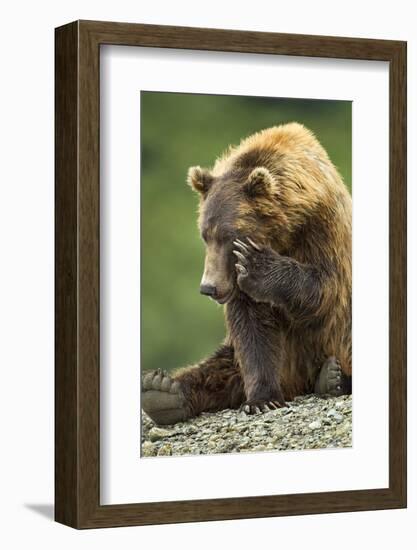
[55,20,407,528]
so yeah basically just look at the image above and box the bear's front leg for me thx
[233,238,323,320]
[226,294,286,414]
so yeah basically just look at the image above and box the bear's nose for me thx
[200,284,217,297]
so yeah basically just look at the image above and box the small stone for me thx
[216,441,235,453]
[252,445,267,452]
[263,414,278,423]
[336,422,351,436]
[309,420,322,430]
[142,441,156,457]
[184,425,198,435]
[157,444,172,456]
[272,429,286,441]
[327,409,344,423]
[235,424,249,433]
[148,427,173,441]
[238,436,250,449]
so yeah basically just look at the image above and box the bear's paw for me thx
[142,369,188,426]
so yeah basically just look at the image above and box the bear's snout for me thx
[200,283,217,297]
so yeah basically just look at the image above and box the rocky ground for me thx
[141,394,352,457]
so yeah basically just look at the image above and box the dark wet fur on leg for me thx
[175,345,246,416]
[226,293,287,411]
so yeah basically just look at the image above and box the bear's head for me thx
[187,163,291,305]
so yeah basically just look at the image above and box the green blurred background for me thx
[141,92,351,373]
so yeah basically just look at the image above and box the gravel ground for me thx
[141,394,352,457]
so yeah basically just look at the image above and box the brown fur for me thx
[176,123,351,417]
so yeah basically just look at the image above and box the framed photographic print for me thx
[55,20,407,528]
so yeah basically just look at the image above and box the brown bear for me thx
[142,123,352,425]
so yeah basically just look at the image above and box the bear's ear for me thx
[243,167,275,198]
[187,166,214,196]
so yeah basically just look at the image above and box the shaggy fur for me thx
[142,123,352,422]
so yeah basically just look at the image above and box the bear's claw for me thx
[246,237,261,250]
[233,238,275,302]
[233,239,257,288]
[240,399,286,415]
[141,370,188,425]
[235,263,248,276]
